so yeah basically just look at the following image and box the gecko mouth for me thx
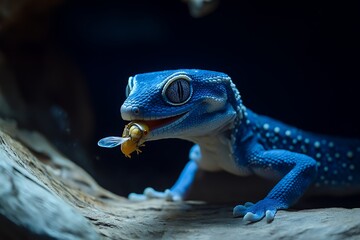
[140,112,188,131]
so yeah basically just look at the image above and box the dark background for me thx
[2,0,359,197]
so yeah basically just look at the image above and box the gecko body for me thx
[118,69,360,222]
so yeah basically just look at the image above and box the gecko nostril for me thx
[132,106,140,115]
[121,105,141,120]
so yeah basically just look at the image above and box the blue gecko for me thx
[106,69,360,222]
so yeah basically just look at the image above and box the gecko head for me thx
[120,69,238,141]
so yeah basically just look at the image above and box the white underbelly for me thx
[194,136,251,176]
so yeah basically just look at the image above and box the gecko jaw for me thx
[140,112,190,139]
[142,112,188,131]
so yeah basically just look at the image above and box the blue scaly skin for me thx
[120,69,360,222]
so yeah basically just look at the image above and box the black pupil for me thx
[166,79,190,104]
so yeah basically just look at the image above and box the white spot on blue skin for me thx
[304,138,310,144]
[297,135,302,141]
[285,130,291,137]
[314,141,321,148]
[349,164,355,170]
[289,145,294,150]
[263,123,270,130]
[246,119,250,124]
[328,142,334,148]
[316,153,321,159]
[335,153,340,158]
[317,162,321,167]
[265,132,271,138]
[327,156,333,162]
[282,139,287,145]
[347,151,354,159]
[324,166,329,172]
[342,163,347,168]
[333,170,338,175]
[274,127,280,133]
[292,139,297,144]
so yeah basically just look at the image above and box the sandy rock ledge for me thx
[0,121,360,240]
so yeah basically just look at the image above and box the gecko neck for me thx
[185,78,249,145]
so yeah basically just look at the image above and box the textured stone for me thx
[0,125,99,240]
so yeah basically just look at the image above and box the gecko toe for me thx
[243,212,263,222]
[233,205,247,217]
[244,202,254,207]
[265,210,276,223]
[128,193,147,201]
[144,187,156,198]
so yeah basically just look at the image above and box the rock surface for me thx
[0,119,359,240]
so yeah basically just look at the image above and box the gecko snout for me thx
[120,104,142,120]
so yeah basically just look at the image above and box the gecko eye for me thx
[162,75,192,105]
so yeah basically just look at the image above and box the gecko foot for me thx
[128,187,182,202]
[233,198,286,223]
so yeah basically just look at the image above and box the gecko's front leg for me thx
[233,143,317,223]
[129,145,200,201]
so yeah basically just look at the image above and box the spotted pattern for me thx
[245,110,360,188]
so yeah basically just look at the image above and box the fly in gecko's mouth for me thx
[99,111,189,158]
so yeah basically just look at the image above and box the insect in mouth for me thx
[98,122,149,158]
